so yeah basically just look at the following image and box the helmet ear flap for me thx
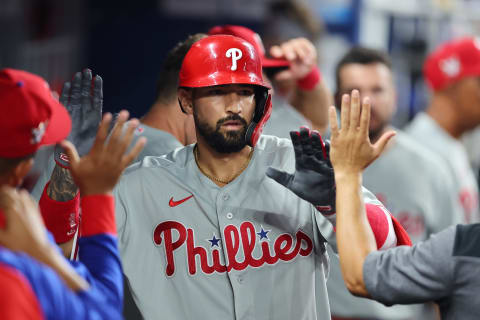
[245,89,272,147]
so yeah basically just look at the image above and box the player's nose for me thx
[224,92,242,114]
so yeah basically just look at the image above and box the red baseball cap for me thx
[424,37,480,91]
[208,25,290,69]
[0,69,71,158]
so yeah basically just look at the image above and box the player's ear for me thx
[178,88,193,115]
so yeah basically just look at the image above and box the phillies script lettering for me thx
[153,221,313,276]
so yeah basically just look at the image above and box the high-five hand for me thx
[328,90,395,176]
[266,126,336,214]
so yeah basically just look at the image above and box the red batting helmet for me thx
[179,35,272,147]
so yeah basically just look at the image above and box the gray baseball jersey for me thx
[114,134,383,320]
[30,123,182,202]
[327,131,461,319]
[407,112,480,224]
[364,223,480,320]
[262,95,311,139]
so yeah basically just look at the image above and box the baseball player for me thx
[407,37,480,225]
[208,25,332,138]
[328,47,463,320]
[329,87,480,320]
[0,68,145,319]
[114,35,410,319]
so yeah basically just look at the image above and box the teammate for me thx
[407,37,480,224]
[208,25,332,138]
[0,68,145,319]
[328,47,462,320]
[329,86,480,320]
[114,35,410,319]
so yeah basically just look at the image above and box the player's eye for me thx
[239,89,254,96]
[208,89,224,95]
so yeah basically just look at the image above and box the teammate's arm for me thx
[39,69,103,257]
[328,90,395,296]
[270,38,332,134]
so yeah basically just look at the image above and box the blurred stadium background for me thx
[1,0,479,128]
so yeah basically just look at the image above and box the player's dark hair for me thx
[335,47,392,95]
[154,33,207,104]
[0,154,34,176]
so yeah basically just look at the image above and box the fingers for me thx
[59,140,80,169]
[105,110,129,154]
[80,69,93,109]
[310,130,327,160]
[340,94,350,131]
[89,113,113,155]
[349,90,361,132]
[265,167,294,188]
[299,127,314,156]
[70,72,82,107]
[59,81,71,108]
[373,130,396,158]
[110,118,139,159]
[122,137,146,167]
[289,130,302,158]
[359,97,371,137]
[92,75,103,112]
[328,106,339,136]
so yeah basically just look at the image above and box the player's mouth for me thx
[222,120,244,130]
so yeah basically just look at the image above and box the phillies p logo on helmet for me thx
[226,48,242,71]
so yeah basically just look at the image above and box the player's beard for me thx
[194,112,248,153]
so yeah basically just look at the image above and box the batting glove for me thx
[266,126,336,216]
[54,69,103,168]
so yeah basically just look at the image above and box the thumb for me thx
[373,130,396,158]
[266,167,294,188]
[59,140,80,169]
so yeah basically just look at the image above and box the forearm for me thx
[47,164,79,201]
[335,172,376,297]
[32,243,89,291]
[290,79,332,134]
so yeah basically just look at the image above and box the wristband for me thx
[297,66,321,91]
[81,194,116,237]
[39,182,80,243]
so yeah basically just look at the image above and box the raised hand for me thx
[266,126,336,214]
[60,110,146,196]
[54,69,103,168]
[329,90,395,176]
[269,37,317,82]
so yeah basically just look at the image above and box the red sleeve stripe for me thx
[81,195,116,237]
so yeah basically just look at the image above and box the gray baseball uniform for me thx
[30,123,182,201]
[407,112,480,224]
[114,134,384,320]
[327,130,461,319]
[364,223,480,320]
[262,95,311,139]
